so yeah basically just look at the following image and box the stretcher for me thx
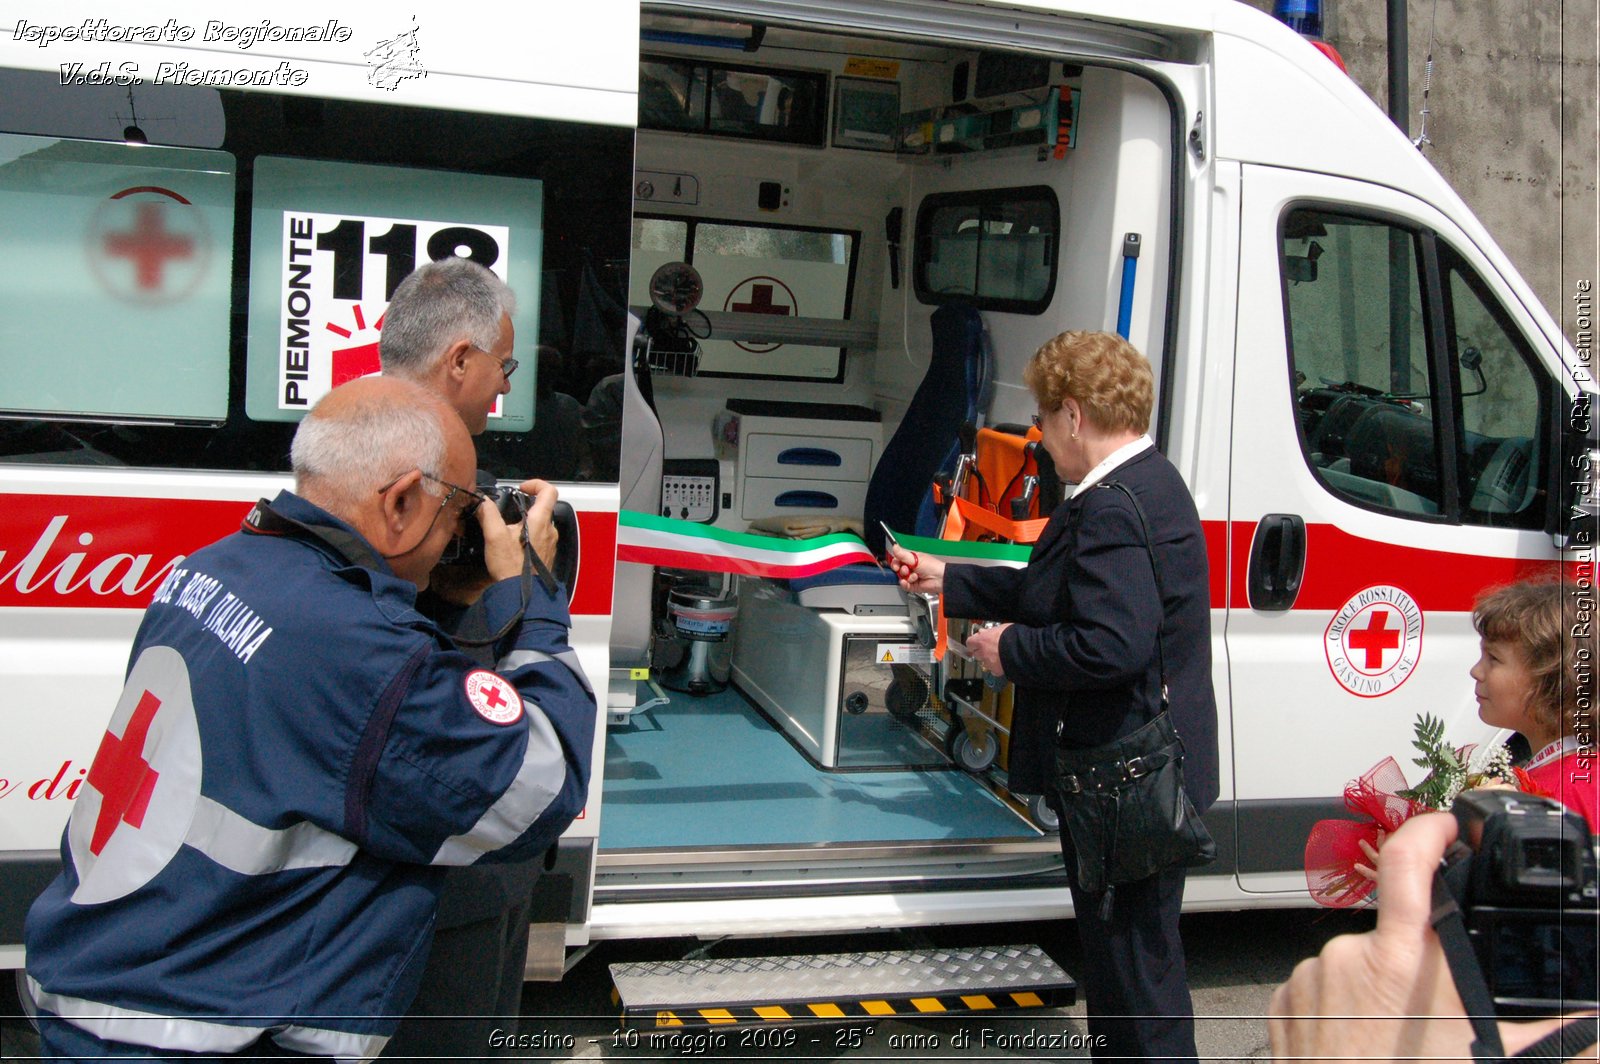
[898,423,1061,828]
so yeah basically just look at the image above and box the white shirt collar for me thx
[1069,435,1156,498]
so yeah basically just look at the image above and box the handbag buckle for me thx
[1058,773,1083,794]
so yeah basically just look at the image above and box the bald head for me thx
[291,377,470,518]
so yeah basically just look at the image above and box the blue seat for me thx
[786,305,989,610]
[863,304,990,557]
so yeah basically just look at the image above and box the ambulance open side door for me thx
[1227,165,1566,893]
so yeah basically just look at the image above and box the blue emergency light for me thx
[1272,0,1324,38]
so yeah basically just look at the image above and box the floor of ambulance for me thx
[599,683,1035,850]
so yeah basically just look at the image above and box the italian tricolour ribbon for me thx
[614,513,1032,577]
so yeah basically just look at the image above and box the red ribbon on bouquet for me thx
[1304,757,1425,908]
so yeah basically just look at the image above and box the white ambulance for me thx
[0,0,1592,1004]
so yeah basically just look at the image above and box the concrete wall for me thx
[1239,0,1597,351]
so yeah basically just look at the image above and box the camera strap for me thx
[450,520,551,650]
[1515,1016,1599,1060]
[1431,869,1507,1061]
[1431,864,1600,1061]
[243,497,389,573]
[245,497,553,652]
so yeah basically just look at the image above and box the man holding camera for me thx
[378,258,565,1059]
[24,378,594,1058]
[1270,798,1597,1062]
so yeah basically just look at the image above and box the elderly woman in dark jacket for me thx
[888,330,1218,1062]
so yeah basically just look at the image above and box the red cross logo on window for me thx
[1347,610,1401,670]
[731,283,791,317]
[84,690,163,856]
[88,185,212,305]
[104,199,196,291]
[724,275,799,354]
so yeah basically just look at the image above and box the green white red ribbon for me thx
[616,511,875,577]
[894,530,1032,569]
[615,512,1032,577]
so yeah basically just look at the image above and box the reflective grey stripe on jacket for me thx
[497,647,593,694]
[187,796,358,875]
[430,704,567,865]
[29,976,387,1062]
[430,646,591,865]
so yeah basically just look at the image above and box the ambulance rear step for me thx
[609,944,1075,1028]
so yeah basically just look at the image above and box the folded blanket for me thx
[747,515,865,540]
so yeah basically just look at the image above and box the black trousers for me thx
[1062,833,1198,1063]
[381,861,539,1062]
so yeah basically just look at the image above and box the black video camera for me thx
[1442,789,1598,1017]
[440,485,530,569]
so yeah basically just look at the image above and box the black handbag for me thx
[1052,481,1216,907]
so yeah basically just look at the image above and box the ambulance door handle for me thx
[1247,513,1305,612]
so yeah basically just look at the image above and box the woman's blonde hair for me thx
[1022,330,1154,434]
[1473,578,1595,738]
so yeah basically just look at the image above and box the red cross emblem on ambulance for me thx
[87,186,213,305]
[68,645,203,904]
[1324,585,1425,698]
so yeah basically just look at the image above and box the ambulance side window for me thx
[628,215,858,381]
[914,186,1059,313]
[0,83,633,480]
[1283,209,1445,518]
[0,135,236,465]
[1442,247,1549,529]
[1282,207,1554,529]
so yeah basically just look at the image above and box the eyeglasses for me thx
[1031,413,1043,429]
[470,346,519,380]
[377,470,492,523]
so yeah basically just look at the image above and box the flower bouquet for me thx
[1303,713,1535,908]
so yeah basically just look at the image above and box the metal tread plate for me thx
[611,944,1075,1022]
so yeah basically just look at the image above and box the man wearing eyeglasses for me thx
[380,257,520,437]
[24,377,595,1060]
[377,258,564,1061]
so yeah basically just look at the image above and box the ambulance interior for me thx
[599,11,1177,891]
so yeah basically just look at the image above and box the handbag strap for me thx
[1098,480,1167,711]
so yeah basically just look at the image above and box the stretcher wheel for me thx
[950,728,998,773]
[1029,793,1059,833]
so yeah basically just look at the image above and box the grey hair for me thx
[379,257,517,379]
[291,385,448,513]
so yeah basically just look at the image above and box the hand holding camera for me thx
[476,478,559,583]
[1269,795,1597,1062]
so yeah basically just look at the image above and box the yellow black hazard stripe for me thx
[613,988,1070,1029]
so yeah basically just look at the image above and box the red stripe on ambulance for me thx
[1213,519,1561,612]
[0,495,618,617]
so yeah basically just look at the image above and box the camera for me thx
[439,485,529,569]
[1442,788,1598,1016]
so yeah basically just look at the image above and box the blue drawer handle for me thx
[777,447,843,467]
[774,490,839,509]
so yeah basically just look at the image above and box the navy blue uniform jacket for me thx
[943,447,1219,810]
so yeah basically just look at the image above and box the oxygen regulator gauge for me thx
[648,261,704,316]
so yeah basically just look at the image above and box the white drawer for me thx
[744,434,874,481]
[740,477,868,520]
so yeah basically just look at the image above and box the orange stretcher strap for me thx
[947,496,1049,545]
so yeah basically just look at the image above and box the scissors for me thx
[880,521,918,573]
